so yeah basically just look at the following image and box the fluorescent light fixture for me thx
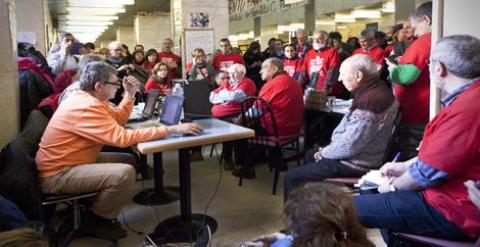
[351,10,381,18]
[316,19,335,25]
[65,20,113,26]
[66,7,125,15]
[382,1,395,13]
[62,26,108,32]
[68,0,134,6]
[335,14,356,23]
[66,15,119,21]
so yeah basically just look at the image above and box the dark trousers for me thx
[354,191,469,246]
[283,148,366,202]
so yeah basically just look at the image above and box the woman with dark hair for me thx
[144,62,172,95]
[143,49,159,73]
[346,37,361,50]
[121,44,133,64]
[132,50,145,66]
[282,44,304,84]
[243,41,265,88]
[246,183,374,247]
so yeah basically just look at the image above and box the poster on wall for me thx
[183,29,215,64]
[188,12,210,28]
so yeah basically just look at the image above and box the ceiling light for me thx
[66,7,125,15]
[382,1,395,13]
[66,15,119,21]
[351,10,381,19]
[64,20,113,26]
[335,14,356,23]
[68,0,134,6]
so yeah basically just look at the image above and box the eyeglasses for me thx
[111,48,123,52]
[104,80,122,87]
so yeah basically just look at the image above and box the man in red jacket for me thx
[355,34,480,246]
[353,29,385,68]
[158,38,181,79]
[212,38,245,71]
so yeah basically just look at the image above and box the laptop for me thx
[183,79,212,120]
[128,89,159,122]
[125,95,184,129]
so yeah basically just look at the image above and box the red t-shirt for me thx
[143,61,156,73]
[419,80,480,237]
[303,47,340,91]
[211,52,245,71]
[158,51,181,79]
[259,72,304,137]
[185,62,193,76]
[394,33,431,125]
[144,78,172,95]
[282,58,304,82]
[384,45,393,57]
[353,46,385,65]
[211,77,257,118]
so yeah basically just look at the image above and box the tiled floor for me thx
[68,148,386,247]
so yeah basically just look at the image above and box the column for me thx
[304,0,315,35]
[394,0,415,23]
[14,0,47,55]
[0,0,20,148]
[134,11,171,51]
[116,26,135,50]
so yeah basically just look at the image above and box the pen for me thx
[392,152,401,162]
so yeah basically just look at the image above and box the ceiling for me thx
[47,0,170,42]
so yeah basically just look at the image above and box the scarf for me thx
[351,77,394,114]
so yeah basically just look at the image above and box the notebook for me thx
[125,95,184,129]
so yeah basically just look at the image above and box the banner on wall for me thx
[229,0,307,21]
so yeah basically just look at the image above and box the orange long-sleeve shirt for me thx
[36,90,168,177]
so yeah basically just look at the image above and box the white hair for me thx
[431,35,480,79]
[227,63,246,76]
[341,54,378,78]
[108,41,122,50]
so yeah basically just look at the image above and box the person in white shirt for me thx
[47,33,79,75]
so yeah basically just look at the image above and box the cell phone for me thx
[475,180,480,189]
[70,42,83,55]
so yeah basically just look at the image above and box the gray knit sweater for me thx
[320,100,400,171]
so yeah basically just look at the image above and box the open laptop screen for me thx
[159,95,184,126]
[142,89,159,118]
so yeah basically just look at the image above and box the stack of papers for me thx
[355,170,389,190]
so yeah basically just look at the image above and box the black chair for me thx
[324,109,402,188]
[238,96,301,195]
[390,232,477,247]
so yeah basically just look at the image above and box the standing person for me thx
[185,48,203,76]
[121,44,133,64]
[282,44,303,84]
[47,32,79,75]
[329,31,353,62]
[36,62,202,240]
[132,50,145,66]
[262,38,277,59]
[212,38,245,71]
[386,2,432,160]
[269,39,285,59]
[303,30,341,93]
[347,37,361,50]
[134,44,144,53]
[355,34,480,245]
[188,48,216,85]
[158,38,181,79]
[143,49,159,73]
[144,63,173,95]
[353,29,385,68]
[243,41,265,89]
[294,29,311,58]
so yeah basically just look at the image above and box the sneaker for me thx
[232,167,256,179]
[81,211,127,240]
[223,160,235,171]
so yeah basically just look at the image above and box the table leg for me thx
[133,152,180,205]
[150,148,218,244]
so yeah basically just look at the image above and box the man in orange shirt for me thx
[36,62,202,240]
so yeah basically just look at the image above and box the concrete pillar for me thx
[394,0,415,23]
[15,0,47,55]
[304,0,315,35]
[116,26,135,50]
[134,12,171,51]
[0,0,20,148]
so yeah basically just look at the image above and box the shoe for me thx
[232,167,256,179]
[81,211,127,240]
[223,160,234,171]
[190,150,204,161]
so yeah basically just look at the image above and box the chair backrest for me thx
[382,109,402,163]
[18,110,49,157]
[240,96,279,146]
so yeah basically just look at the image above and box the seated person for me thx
[144,62,173,95]
[210,63,257,120]
[47,32,79,75]
[188,48,216,85]
[354,35,480,245]
[245,183,374,247]
[35,62,202,240]
[234,58,304,178]
[284,54,399,201]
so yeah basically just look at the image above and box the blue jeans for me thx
[354,191,469,245]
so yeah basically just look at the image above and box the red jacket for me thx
[303,47,340,91]
[212,52,245,71]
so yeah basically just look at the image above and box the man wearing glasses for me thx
[35,62,202,240]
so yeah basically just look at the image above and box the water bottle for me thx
[172,83,184,97]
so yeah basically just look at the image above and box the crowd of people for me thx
[2,1,480,246]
